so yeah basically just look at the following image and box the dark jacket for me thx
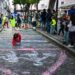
[46,12,52,22]
[41,11,46,22]
[17,17,21,24]
[0,18,2,24]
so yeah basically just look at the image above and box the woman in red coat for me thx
[12,33,22,47]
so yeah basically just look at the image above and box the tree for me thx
[27,0,40,12]
[13,0,40,5]
[13,0,40,8]
[26,0,40,4]
[13,0,40,12]
[13,0,20,4]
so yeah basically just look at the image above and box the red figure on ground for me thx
[12,33,22,47]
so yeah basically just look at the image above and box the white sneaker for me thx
[33,27,36,30]
[67,44,74,47]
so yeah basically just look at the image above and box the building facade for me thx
[0,0,14,15]
[0,0,9,15]
[59,0,75,8]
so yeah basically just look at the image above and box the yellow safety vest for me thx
[2,16,6,25]
[52,19,56,26]
[10,18,16,27]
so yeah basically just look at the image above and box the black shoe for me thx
[63,41,66,44]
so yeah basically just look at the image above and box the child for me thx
[12,33,21,47]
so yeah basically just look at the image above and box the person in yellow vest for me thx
[10,16,16,29]
[51,16,56,34]
[2,16,7,28]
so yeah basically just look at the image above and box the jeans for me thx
[69,32,75,45]
[58,28,64,35]
[64,31,69,43]
[32,21,36,27]
[46,21,50,33]
[50,25,56,34]
[0,24,2,28]
[41,21,46,30]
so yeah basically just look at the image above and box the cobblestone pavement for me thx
[0,28,75,75]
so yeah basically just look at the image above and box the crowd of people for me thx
[0,13,31,30]
[40,8,75,48]
[0,6,75,48]
[30,7,75,48]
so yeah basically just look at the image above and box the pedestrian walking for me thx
[63,16,70,44]
[46,9,52,33]
[51,16,56,34]
[58,17,64,35]
[0,14,3,28]
[32,15,36,30]
[10,16,16,29]
[16,15,21,28]
[23,15,28,29]
[68,7,75,47]
[40,9,46,30]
